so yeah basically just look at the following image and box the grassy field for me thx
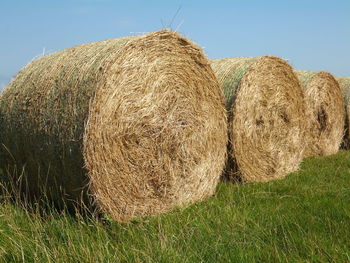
[0,151,349,262]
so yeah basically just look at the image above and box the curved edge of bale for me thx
[336,77,350,149]
[83,30,228,222]
[211,56,306,183]
[296,71,345,157]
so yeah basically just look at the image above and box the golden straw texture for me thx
[0,30,228,222]
[296,71,345,157]
[336,77,350,149]
[211,56,306,182]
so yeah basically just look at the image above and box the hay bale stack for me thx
[296,71,345,157]
[336,77,350,148]
[210,56,306,182]
[0,30,228,222]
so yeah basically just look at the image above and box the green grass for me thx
[0,151,349,262]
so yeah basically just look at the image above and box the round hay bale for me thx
[210,56,306,182]
[0,30,228,222]
[336,77,350,149]
[296,71,345,157]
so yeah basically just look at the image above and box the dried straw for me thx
[210,56,306,182]
[296,71,345,157]
[336,77,350,149]
[0,30,227,222]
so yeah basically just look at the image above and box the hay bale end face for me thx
[211,56,306,182]
[336,77,350,148]
[0,30,228,222]
[296,71,345,157]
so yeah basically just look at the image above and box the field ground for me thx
[0,151,349,262]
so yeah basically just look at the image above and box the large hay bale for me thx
[336,77,350,149]
[296,71,345,157]
[0,30,228,222]
[210,56,306,182]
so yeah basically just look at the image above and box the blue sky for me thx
[1,0,349,89]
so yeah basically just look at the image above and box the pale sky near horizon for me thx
[0,0,350,89]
